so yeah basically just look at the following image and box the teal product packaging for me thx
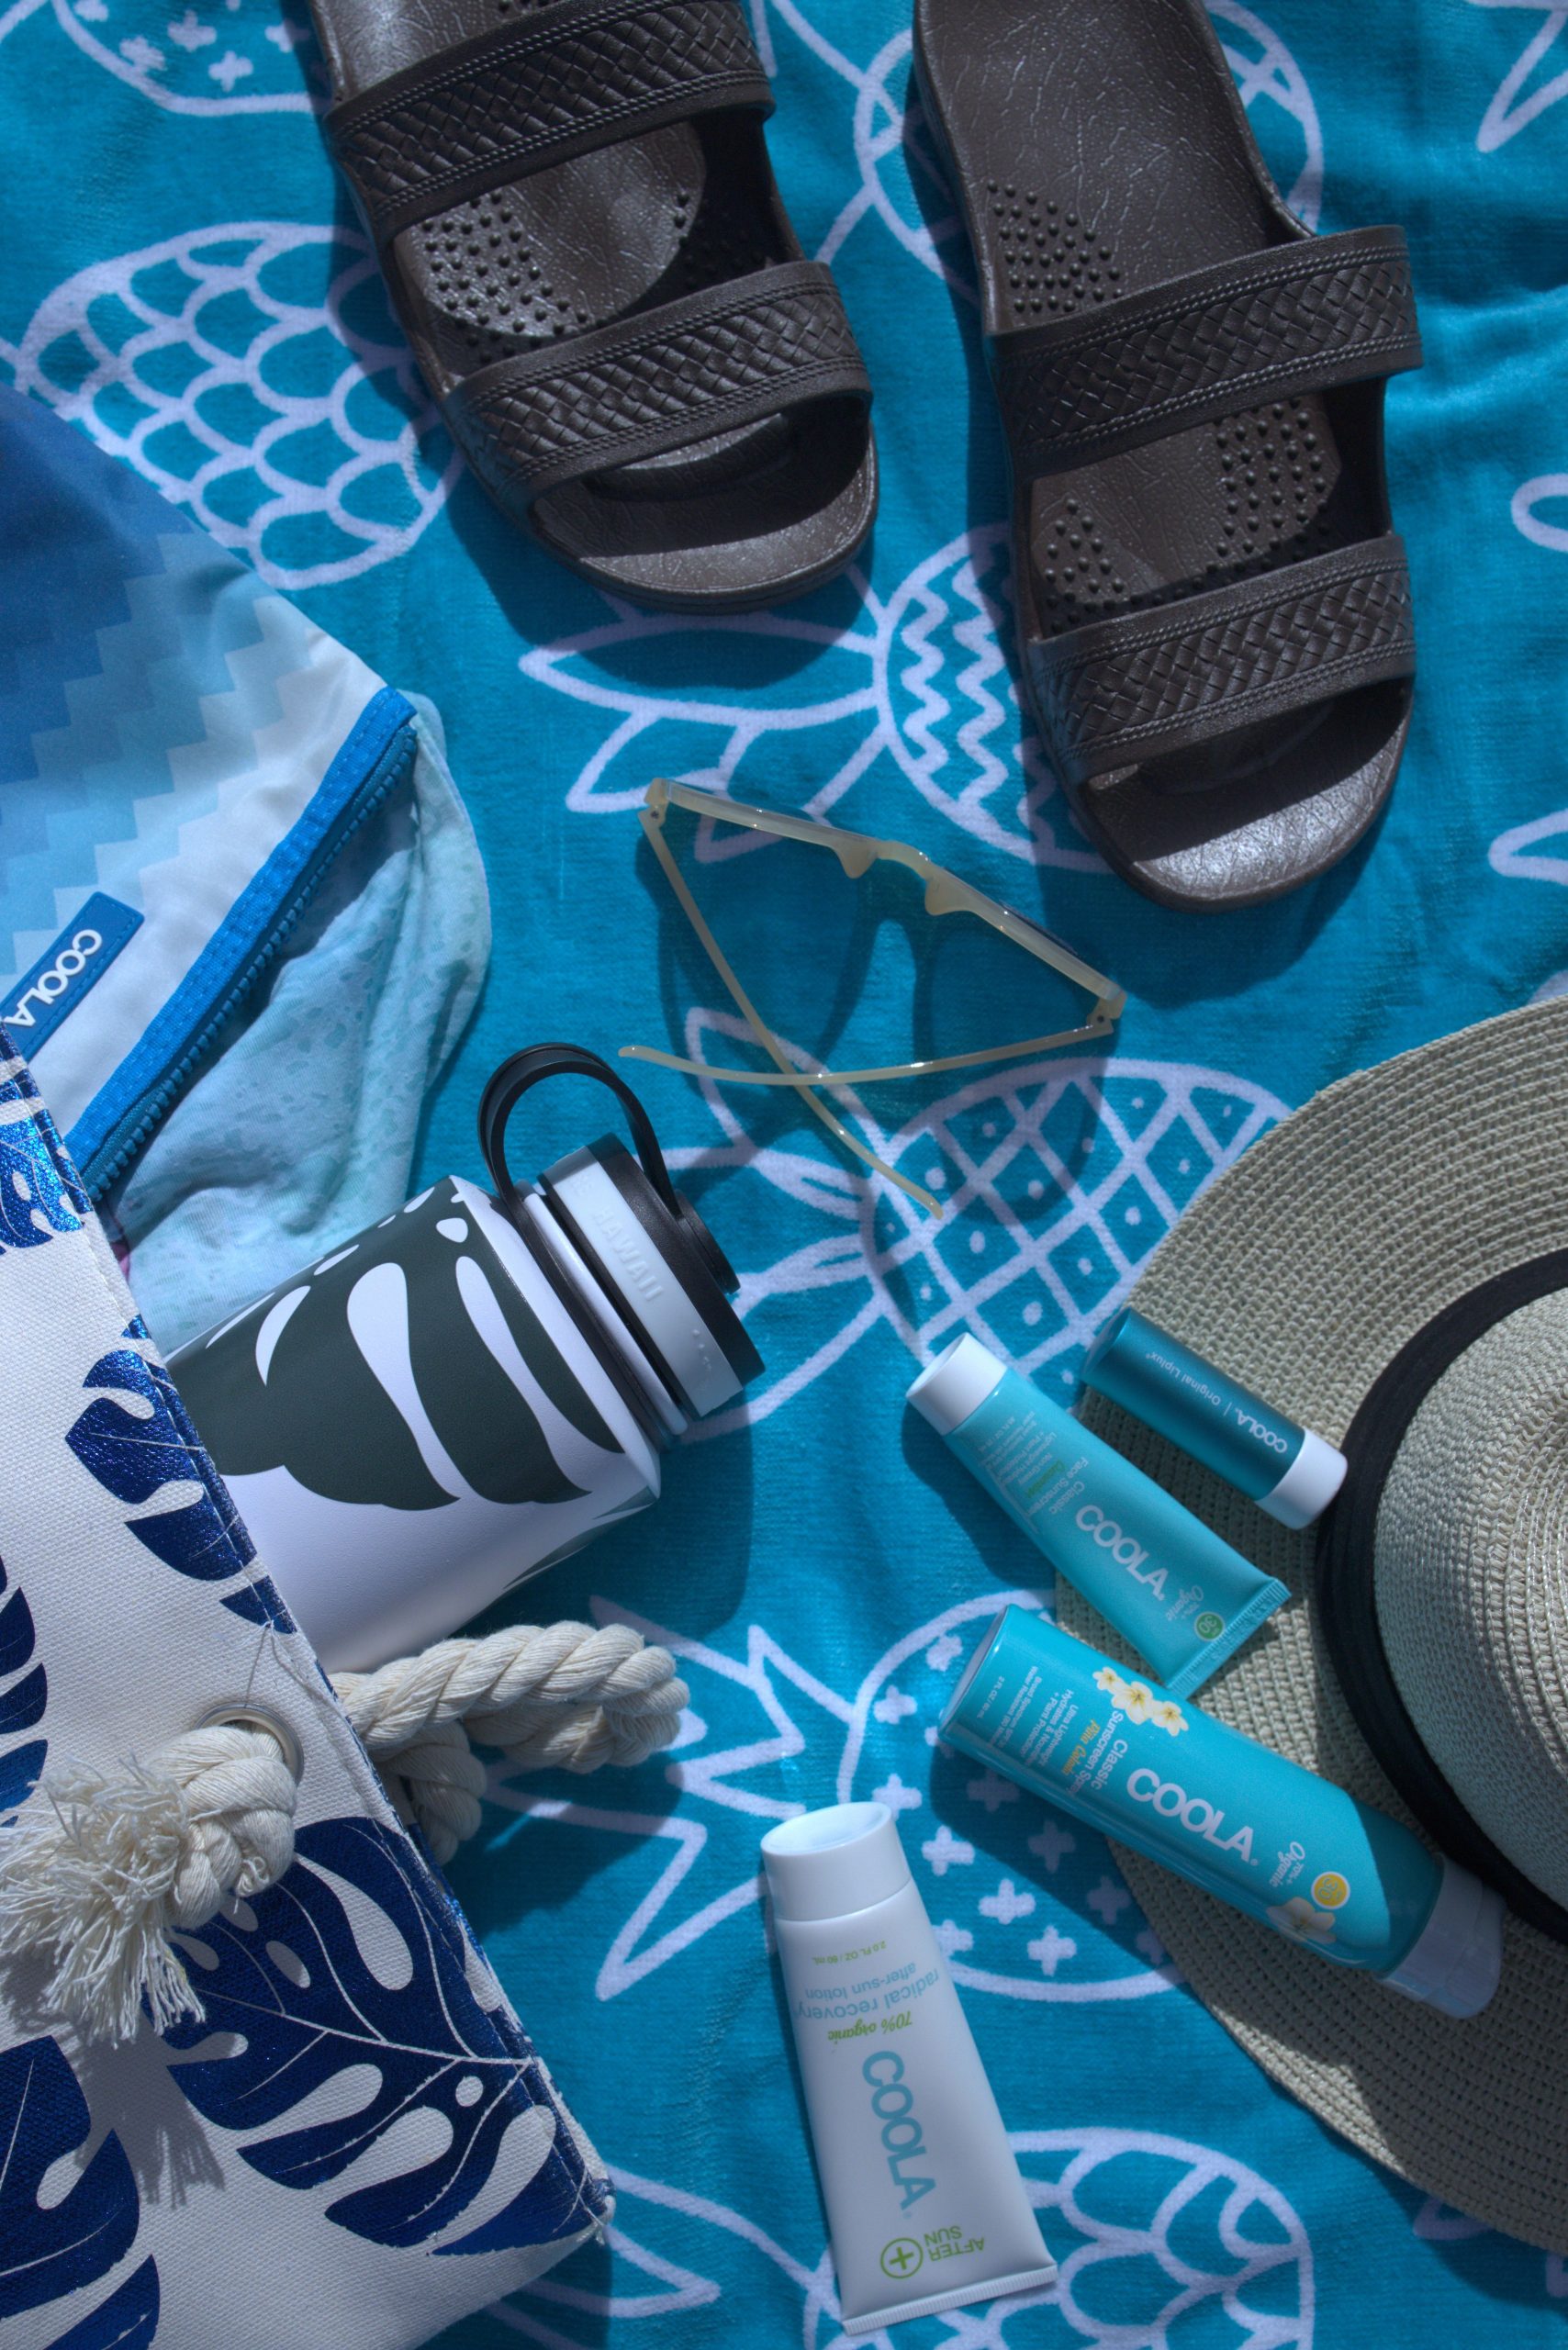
[943,1606,1503,2014]
[1081,1307,1348,1529]
[908,1336,1288,1695]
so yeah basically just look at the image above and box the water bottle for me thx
[170,1045,761,1672]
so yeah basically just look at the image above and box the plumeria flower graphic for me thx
[1268,1895,1338,1944]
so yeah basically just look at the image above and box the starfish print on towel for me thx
[520,526,1099,868]
[492,2132,1314,2349]
[0,0,319,111]
[1467,2,1568,151]
[3,223,457,589]
[482,1593,1179,2006]
[655,1012,1286,1435]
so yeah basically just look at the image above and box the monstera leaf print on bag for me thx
[163,1818,610,2254]
[62,1317,295,1631]
[0,1551,46,1820]
[46,2258,161,2350]
[0,1050,86,1255]
[0,2037,150,2333]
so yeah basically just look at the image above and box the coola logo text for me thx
[1127,1766,1256,1862]
[862,2050,935,2211]
[6,929,105,1030]
[1076,1503,1168,1596]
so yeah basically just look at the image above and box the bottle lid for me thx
[542,1141,761,1421]
[761,1802,912,1923]
[1262,1425,1348,1528]
[1383,1856,1505,2017]
[907,1334,1007,1437]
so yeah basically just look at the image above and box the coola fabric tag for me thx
[2,895,142,1049]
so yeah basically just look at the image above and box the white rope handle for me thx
[0,1619,687,2042]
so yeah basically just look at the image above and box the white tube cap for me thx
[761,1803,912,1923]
[1263,1425,1348,1529]
[1383,1857,1505,2017]
[907,1335,1007,1438]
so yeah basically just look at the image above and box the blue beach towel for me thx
[4,2,1568,2345]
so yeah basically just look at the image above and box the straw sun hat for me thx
[1063,994,1568,2251]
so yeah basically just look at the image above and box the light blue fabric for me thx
[6,0,1568,2344]
[116,695,491,1350]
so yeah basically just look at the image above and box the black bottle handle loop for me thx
[478,1044,682,1219]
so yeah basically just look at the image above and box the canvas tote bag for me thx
[0,1029,610,2349]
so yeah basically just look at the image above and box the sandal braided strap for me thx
[327,0,771,244]
[1026,534,1416,789]
[444,260,870,505]
[993,225,1421,480]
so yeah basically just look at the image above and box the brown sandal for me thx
[313,0,878,610]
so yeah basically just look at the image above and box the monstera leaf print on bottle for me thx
[170,1180,664,1665]
[163,1818,610,2255]
[175,1182,616,1512]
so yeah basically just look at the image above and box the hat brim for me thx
[1064,995,1568,2252]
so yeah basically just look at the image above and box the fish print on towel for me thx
[486,1592,1180,2006]
[487,2129,1314,2350]
[4,224,458,588]
[524,528,1098,868]
[657,1019,1285,1435]
[1466,0,1568,151]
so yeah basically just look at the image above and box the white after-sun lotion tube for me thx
[761,1803,1055,2333]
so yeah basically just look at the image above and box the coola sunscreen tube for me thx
[761,1803,1055,2333]
[909,1336,1287,1695]
[944,1607,1503,2015]
[1081,1307,1347,1528]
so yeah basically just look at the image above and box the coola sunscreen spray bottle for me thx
[761,1803,1055,2333]
[909,1336,1287,1695]
[1080,1307,1347,1528]
[944,1608,1503,2014]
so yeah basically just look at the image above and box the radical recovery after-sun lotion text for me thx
[761,1804,1055,2333]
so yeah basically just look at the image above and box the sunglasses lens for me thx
[646,797,1096,1089]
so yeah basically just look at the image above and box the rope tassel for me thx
[0,1617,688,2042]
[0,1726,297,2043]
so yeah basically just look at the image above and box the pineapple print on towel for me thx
[172,1181,655,1659]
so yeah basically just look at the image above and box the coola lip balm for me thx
[1080,1306,1347,1529]
[909,1336,1287,1695]
[943,1606,1503,2014]
[761,1803,1055,2334]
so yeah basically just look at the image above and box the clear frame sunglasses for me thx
[622,778,1126,1214]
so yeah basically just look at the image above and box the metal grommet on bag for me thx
[196,1700,305,1784]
